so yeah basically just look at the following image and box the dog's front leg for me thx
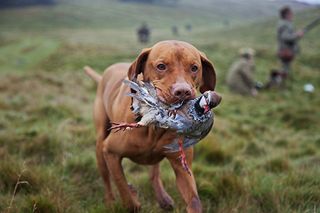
[104,152,141,212]
[166,148,202,213]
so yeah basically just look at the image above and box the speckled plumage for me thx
[122,79,218,152]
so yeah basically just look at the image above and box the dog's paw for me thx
[158,194,174,211]
[126,200,141,213]
[104,193,115,206]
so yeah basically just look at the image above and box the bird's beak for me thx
[203,105,210,113]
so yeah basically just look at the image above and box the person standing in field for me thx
[277,6,304,75]
[137,22,151,44]
[226,48,258,96]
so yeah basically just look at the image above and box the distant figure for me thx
[137,22,150,44]
[172,25,179,36]
[226,48,258,96]
[264,69,287,89]
[277,6,304,74]
[185,24,192,32]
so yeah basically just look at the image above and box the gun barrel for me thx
[303,17,320,33]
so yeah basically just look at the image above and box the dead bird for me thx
[110,79,221,174]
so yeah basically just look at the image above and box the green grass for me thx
[0,1,319,212]
[0,38,60,73]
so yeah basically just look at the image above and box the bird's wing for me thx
[198,119,214,140]
[155,113,189,132]
[163,125,209,152]
[163,139,180,153]
[182,138,200,149]
[130,97,141,114]
[138,109,159,126]
[163,137,199,153]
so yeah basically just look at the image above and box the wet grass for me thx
[0,2,319,213]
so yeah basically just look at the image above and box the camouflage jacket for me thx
[277,20,300,54]
[226,58,255,96]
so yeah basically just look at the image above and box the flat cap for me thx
[239,48,255,57]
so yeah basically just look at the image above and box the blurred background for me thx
[0,0,319,212]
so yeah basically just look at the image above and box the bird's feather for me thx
[124,79,216,153]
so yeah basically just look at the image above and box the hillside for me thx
[0,2,320,213]
[0,0,311,30]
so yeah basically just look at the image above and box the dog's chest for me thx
[128,153,165,165]
[122,126,176,161]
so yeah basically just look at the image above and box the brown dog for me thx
[85,40,216,213]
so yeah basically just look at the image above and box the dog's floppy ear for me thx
[128,48,151,81]
[199,52,216,93]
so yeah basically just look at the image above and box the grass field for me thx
[0,0,320,212]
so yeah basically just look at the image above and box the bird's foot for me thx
[108,122,141,132]
[178,154,191,176]
[178,138,191,176]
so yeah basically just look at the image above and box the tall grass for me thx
[0,1,319,212]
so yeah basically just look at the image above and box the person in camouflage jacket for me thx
[226,48,258,96]
[277,6,304,74]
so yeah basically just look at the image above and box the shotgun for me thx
[303,17,320,33]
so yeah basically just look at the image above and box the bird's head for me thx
[196,91,222,114]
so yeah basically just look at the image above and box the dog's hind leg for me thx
[150,163,174,210]
[94,85,115,205]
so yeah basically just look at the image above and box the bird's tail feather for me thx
[123,79,141,92]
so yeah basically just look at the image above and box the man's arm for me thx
[280,25,303,42]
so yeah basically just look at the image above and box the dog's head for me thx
[128,40,216,105]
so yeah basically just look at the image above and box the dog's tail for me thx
[84,66,102,83]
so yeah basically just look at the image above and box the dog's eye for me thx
[156,63,167,71]
[191,65,198,73]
